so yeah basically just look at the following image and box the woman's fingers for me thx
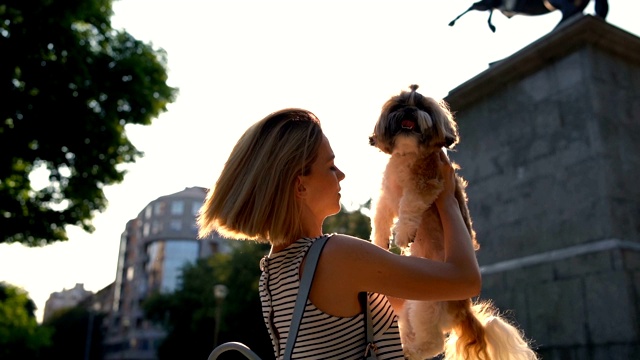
[439,149,448,163]
[438,151,453,175]
[437,150,455,195]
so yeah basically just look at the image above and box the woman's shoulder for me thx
[323,233,389,261]
[327,233,380,247]
[271,233,386,266]
[326,232,369,243]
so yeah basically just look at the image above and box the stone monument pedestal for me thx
[444,15,640,359]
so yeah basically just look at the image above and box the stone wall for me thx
[444,15,640,359]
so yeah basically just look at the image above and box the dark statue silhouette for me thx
[449,0,609,32]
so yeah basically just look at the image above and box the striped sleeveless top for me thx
[259,235,405,359]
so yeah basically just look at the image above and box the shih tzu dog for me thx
[369,85,537,360]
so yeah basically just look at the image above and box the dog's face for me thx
[369,84,459,155]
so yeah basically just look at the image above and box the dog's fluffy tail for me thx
[444,301,538,360]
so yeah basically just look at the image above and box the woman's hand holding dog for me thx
[434,150,457,209]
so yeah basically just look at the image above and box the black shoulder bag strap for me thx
[283,235,330,360]
[360,292,378,360]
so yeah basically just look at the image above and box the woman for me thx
[198,108,481,359]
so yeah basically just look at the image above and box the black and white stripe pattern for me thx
[260,235,405,359]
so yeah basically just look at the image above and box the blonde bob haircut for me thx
[197,108,323,246]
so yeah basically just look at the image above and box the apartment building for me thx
[42,283,93,323]
[103,186,228,359]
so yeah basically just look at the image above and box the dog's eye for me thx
[389,104,404,113]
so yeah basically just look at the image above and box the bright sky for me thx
[2,0,639,324]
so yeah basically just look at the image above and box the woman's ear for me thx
[296,176,306,198]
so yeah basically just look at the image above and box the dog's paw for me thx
[393,224,416,249]
[372,237,390,250]
[394,235,409,249]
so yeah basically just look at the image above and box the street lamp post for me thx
[84,302,101,360]
[213,284,229,348]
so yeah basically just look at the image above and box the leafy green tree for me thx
[324,200,372,240]
[0,282,52,358]
[211,241,273,358]
[144,241,273,360]
[143,260,220,360]
[325,200,401,254]
[0,0,178,246]
[40,305,104,360]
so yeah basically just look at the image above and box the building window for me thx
[154,202,165,216]
[192,201,201,216]
[143,223,150,237]
[209,242,219,255]
[170,219,182,231]
[165,240,199,292]
[171,200,184,215]
[152,220,162,234]
[146,240,199,293]
[146,241,164,293]
[145,206,152,219]
[126,266,134,281]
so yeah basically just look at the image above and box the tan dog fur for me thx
[369,85,537,360]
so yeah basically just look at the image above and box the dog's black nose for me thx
[402,107,417,119]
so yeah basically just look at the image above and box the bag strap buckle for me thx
[364,342,378,357]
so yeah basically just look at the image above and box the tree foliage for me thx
[0,282,52,358]
[0,0,178,246]
[40,305,105,360]
[325,200,401,254]
[324,200,372,240]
